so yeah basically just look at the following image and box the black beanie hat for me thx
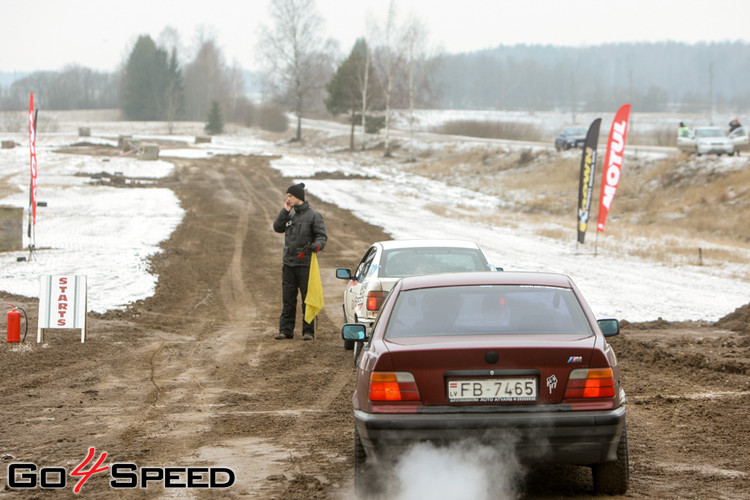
[287,182,305,201]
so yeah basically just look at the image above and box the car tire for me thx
[343,305,354,350]
[354,427,371,496]
[592,422,630,495]
[353,341,362,366]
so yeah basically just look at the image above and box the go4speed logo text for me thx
[6,447,235,493]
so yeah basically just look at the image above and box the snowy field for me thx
[0,111,749,322]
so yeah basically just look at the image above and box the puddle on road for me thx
[196,436,292,497]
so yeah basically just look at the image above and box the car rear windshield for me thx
[379,248,489,278]
[385,285,593,338]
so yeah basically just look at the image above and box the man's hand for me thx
[297,243,312,258]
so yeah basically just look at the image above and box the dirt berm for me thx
[0,149,748,499]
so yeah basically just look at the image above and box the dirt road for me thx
[1,149,748,499]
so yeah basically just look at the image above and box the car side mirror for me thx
[494,266,504,272]
[342,323,368,342]
[336,268,353,280]
[598,318,620,337]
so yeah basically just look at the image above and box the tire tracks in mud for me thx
[121,153,387,497]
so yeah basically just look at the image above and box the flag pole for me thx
[28,95,38,260]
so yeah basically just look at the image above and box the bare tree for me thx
[402,17,440,161]
[183,37,229,121]
[371,0,403,157]
[403,18,425,161]
[158,27,185,133]
[358,21,384,151]
[359,42,371,150]
[257,0,335,141]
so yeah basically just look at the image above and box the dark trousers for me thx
[279,264,314,337]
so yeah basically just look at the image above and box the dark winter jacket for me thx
[273,201,327,267]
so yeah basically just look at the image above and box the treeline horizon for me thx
[2,40,749,117]
[435,41,750,113]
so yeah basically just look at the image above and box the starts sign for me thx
[38,275,87,343]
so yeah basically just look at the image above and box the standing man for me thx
[273,183,327,340]
[678,122,691,137]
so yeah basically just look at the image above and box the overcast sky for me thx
[2,0,750,73]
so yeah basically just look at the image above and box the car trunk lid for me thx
[383,334,599,405]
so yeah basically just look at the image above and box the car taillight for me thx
[366,291,387,311]
[564,368,615,399]
[369,372,420,401]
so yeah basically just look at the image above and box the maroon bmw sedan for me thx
[342,271,628,495]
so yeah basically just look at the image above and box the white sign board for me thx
[38,275,87,343]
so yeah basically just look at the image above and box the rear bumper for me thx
[697,143,733,154]
[354,405,626,465]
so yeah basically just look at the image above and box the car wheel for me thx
[343,305,354,351]
[592,422,630,495]
[353,341,362,366]
[354,427,372,496]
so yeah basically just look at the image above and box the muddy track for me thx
[1,150,748,499]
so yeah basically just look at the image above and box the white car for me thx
[678,126,735,156]
[335,239,498,350]
[728,126,749,155]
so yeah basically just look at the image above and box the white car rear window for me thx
[379,248,488,278]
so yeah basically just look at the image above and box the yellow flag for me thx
[305,252,324,324]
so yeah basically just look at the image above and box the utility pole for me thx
[708,62,714,125]
[570,70,576,123]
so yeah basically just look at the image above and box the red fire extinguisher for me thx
[6,304,27,343]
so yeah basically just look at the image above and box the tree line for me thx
[2,0,749,143]
[435,41,750,113]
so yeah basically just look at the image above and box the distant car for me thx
[677,126,735,156]
[335,239,497,351]
[554,126,587,151]
[728,126,749,155]
[343,271,628,496]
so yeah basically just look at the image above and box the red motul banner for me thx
[28,93,37,226]
[597,104,631,232]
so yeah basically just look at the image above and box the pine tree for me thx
[205,101,224,135]
[165,48,184,132]
[122,35,170,120]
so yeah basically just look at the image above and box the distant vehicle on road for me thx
[554,126,587,151]
[677,126,735,156]
[728,126,749,155]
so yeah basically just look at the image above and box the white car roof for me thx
[374,239,482,251]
